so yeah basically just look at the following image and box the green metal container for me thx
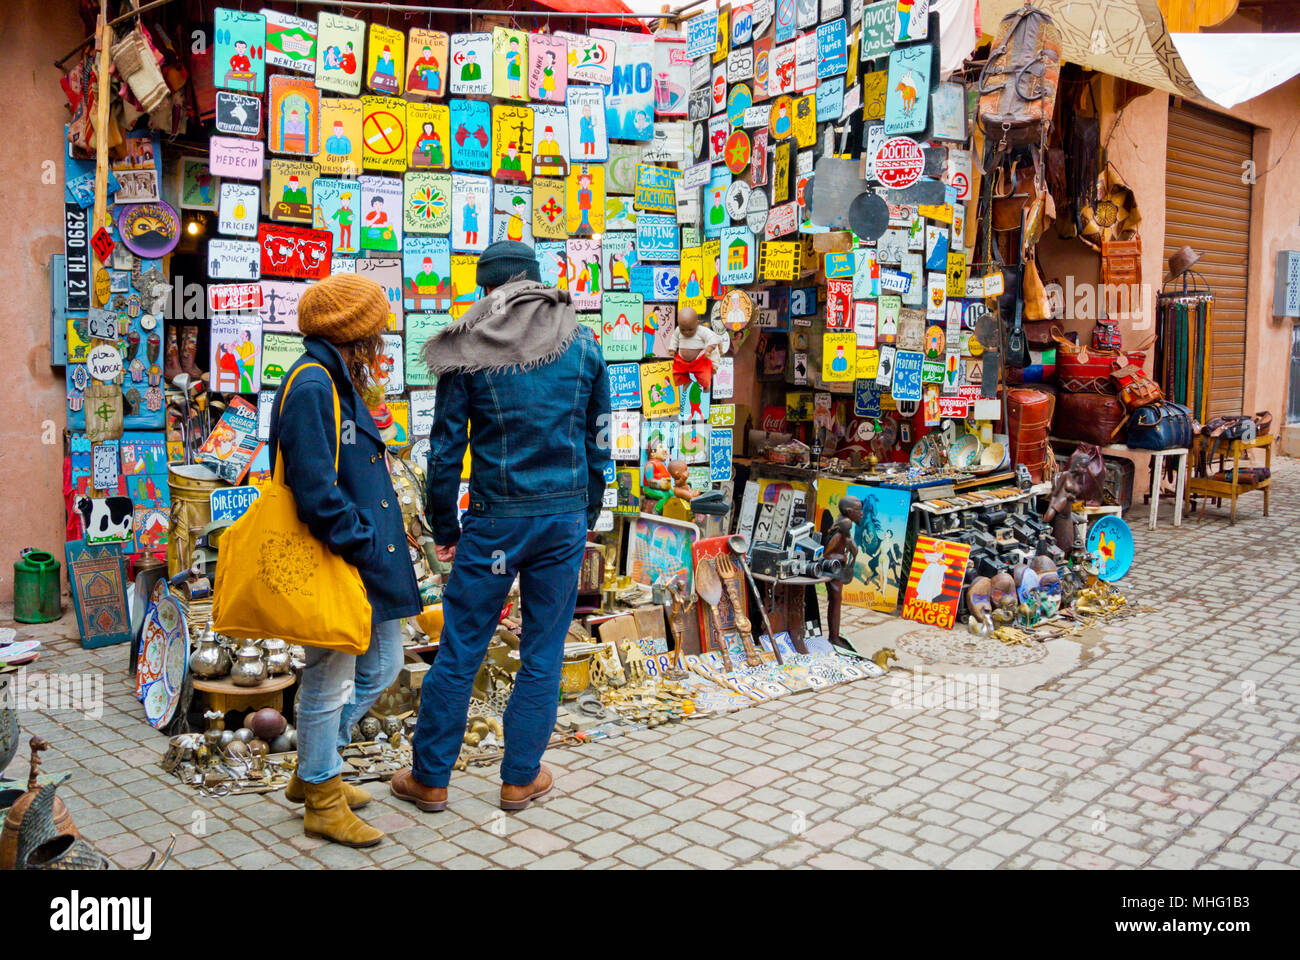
[13,550,61,624]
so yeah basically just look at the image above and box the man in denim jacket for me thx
[392,241,610,813]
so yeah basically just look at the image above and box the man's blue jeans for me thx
[412,511,586,788]
[297,617,404,783]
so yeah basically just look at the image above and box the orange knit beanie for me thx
[297,273,390,343]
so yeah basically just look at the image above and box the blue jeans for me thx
[412,512,586,788]
[296,618,404,783]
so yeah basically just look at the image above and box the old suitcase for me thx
[1053,391,1127,446]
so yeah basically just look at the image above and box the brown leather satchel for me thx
[1053,392,1127,446]
[978,4,1063,150]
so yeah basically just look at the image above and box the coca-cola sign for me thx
[874,136,925,189]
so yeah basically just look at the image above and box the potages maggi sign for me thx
[874,136,924,189]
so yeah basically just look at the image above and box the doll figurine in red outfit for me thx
[670,307,723,391]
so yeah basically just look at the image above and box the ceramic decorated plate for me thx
[1087,515,1134,582]
[0,640,41,663]
[909,434,939,468]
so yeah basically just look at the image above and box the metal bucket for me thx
[167,464,226,577]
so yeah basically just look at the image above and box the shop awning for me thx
[981,0,1300,108]
[1169,32,1300,108]
[525,0,653,32]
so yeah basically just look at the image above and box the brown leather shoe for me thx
[500,765,554,811]
[285,773,372,809]
[389,769,448,812]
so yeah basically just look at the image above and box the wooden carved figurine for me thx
[822,496,862,645]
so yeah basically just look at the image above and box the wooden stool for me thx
[192,674,295,715]
[1187,434,1272,525]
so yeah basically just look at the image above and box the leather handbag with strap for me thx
[978,3,1063,151]
[1126,400,1194,451]
[212,363,374,655]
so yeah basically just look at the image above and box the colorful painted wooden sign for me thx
[315,12,365,95]
[214,8,266,94]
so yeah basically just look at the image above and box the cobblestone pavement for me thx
[4,457,1299,870]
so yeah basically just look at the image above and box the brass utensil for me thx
[694,557,733,671]
[715,554,762,667]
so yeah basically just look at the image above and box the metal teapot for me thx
[230,641,266,687]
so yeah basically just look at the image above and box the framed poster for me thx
[901,535,969,629]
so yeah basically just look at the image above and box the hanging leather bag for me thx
[978,4,1063,151]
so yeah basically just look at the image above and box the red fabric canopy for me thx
[523,0,654,32]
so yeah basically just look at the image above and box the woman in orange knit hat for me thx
[267,273,421,848]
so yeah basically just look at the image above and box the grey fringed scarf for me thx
[423,280,578,376]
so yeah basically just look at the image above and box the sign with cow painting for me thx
[258,223,332,279]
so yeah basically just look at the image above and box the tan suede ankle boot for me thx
[285,773,371,809]
[302,775,384,848]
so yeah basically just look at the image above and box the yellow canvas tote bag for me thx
[212,363,372,655]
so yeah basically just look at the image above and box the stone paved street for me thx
[4,458,1299,870]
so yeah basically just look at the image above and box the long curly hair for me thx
[343,332,385,405]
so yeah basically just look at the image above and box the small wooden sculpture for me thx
[822,496,862,645]
[715,554,762,667]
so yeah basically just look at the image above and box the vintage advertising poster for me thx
[653,37,690,118]
[883,43,932,136]
[315,12,364,95]
[407,28,449,97]
[814,480,911,611]
[901,536,969,629]
[592,29,654,141]
[315,97,363,176]
[259,333,305,388]
[639,359,681,419]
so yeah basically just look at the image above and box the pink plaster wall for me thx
[1107,78,1300,422]
[0,1,89,601]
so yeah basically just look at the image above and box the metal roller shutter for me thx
[1164,101,1254,419]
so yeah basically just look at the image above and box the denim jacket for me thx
[425,327,610,545]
